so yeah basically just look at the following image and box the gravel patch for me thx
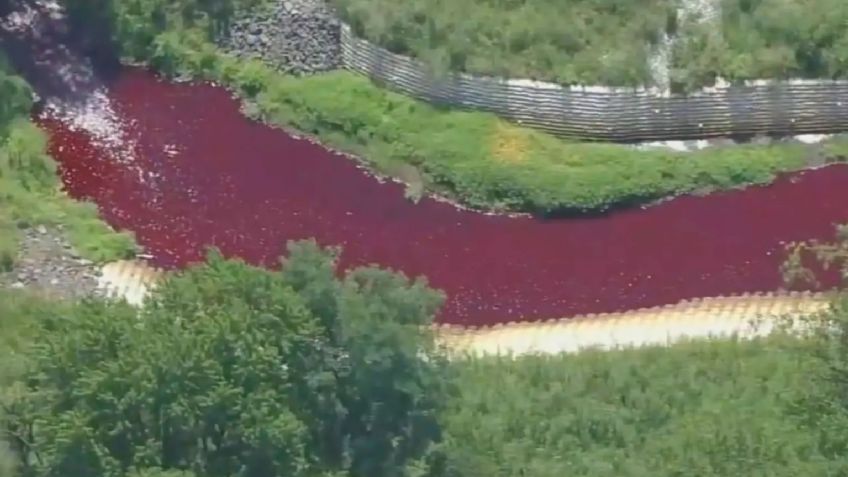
[0,226,103,300]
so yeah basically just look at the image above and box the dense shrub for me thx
[6,245,848,476]
[672,0,848,89]
[61,0,266,60]
[441,335,845,477]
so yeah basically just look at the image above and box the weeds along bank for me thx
[0,54,134,272]
[52,0,848,215]
[4,244,848,476]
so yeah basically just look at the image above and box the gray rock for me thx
[219,0,341,75]
[0,227,108,300]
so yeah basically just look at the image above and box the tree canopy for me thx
[2,241,449,477]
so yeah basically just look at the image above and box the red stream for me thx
[38,68,848,326]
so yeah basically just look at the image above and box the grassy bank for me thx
[0,56,136,270]
[0,288,73,476]
[136,29,841,215]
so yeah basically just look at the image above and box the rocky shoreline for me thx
[218,0,341,75]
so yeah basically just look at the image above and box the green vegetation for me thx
[62,0,265,61]
[1,242,449,477]
[331,0,848,90]
[331,0,675,87]
[443,336,846,477]
[0,288,74,477]
[673,0,848,90]
[0,55,136,270]
[4,234,848,476]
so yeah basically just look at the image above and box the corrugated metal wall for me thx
[340,25,848,142]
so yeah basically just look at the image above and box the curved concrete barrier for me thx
[96,260,831,356]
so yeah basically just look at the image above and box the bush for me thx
[62,0,266,60]
[673,0,848,87]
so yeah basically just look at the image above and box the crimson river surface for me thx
[38,68,848,326]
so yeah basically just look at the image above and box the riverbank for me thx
[145,27,848,215]
[0,51,136,289]
[0,119,136,297]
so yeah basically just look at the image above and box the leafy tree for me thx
[2,241,448,477]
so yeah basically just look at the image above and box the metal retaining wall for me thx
[98,260,831,357]
[339,25,848,142]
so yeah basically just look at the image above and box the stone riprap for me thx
[220,0,341,75]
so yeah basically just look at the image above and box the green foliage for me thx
[62,0,266,60]
[332,0,848,89]
[0,289,74,477]
[0,56,32,134]
[330,0,675,87]
[673,0,848,88]
[2,242,447,477]
[8,239,848,476]
[0,440,17,477]
[440,335,848,477]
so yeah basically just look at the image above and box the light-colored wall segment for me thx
[97,260,831,357]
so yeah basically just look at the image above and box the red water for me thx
[37,68,848,326]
